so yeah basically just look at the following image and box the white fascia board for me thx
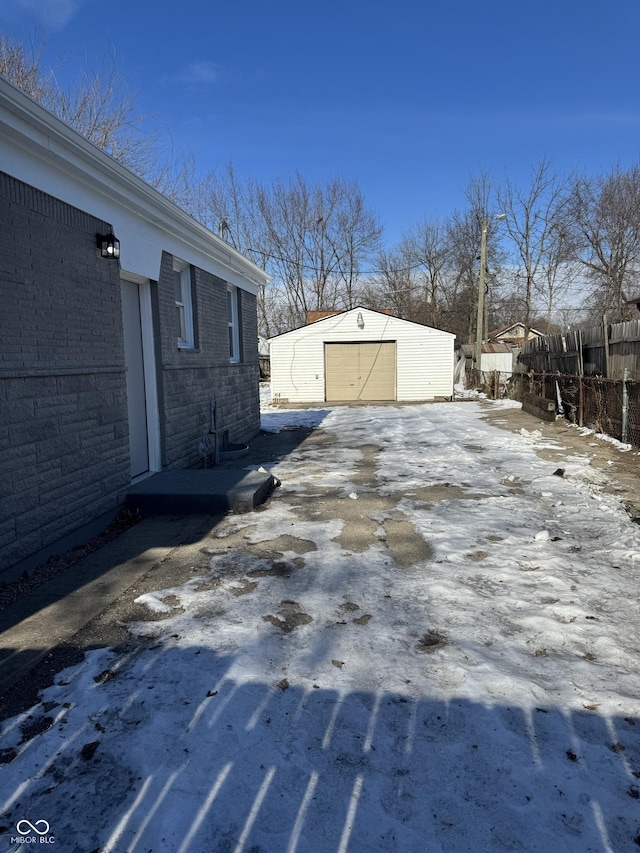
[268,306,457,342]
[0,78,270,293]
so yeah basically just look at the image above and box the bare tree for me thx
[255,174,316,325]
[497,159,572,335]
[567,164,640,319]
[333,190,383,309]
[190,164,261,257]
[399,219,451,327]
[190,169,381,333]
[537,237,579,329]
[254,173,381,327]
[360,248,416,319]
[0,35,51,101]
[438,174,506,343]
[444,208,485,342]
[182,162,285,333]
[0,35,179,191]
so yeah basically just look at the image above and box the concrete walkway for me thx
[0,515,211,698]
[0,427,311,709]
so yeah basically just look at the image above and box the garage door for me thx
[324,342,396,401]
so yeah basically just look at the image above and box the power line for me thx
[240,245,426,277]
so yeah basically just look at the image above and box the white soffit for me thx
[0,78,270,293]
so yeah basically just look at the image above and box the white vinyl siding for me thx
[269,307,455,403]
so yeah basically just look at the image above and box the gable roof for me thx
[269,306,456,341]
[305,308,395,324]
[488,322,543,340]
[0,77,270,292]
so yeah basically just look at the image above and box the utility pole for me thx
[475,213,506,379]
[475,218,488,377]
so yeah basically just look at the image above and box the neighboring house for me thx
[487,322,543,345]
[269,307,455,403]
[0,78,270,576]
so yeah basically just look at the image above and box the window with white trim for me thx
[174,260,194,348]
[227,285,240,362]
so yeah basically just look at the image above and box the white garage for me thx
[269,307,456,403]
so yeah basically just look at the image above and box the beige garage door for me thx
[324,342,396,401]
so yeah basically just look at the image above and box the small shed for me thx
[481,342,515,376]
[269,307,455,403]
[461,342,516,377]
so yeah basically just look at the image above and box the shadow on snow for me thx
[1,643,639,852]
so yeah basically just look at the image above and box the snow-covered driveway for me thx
[3,400,640,852]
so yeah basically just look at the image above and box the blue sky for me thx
[2,0,640,247]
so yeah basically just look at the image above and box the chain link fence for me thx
[513,373,640,447]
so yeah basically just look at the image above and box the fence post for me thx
[578,329,584,378]
[578,376,584,427]
[622,368,629,443]
[603,312,610,378]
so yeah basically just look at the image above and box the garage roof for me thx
[270,306,456,341]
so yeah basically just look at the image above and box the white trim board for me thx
[0,78,270,294]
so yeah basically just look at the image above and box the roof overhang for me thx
[269,305,457,341]
[0,77,270,293]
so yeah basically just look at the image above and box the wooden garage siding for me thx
[269,308,455,403]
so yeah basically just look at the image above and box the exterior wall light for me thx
[97,232,120,259]
[357,311,364,329]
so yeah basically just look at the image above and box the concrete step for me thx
[126,468,278,515]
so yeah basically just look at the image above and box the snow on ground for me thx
[3,400,640,851]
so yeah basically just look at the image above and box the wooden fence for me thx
[514,320,640,447]
[520,319,640,380]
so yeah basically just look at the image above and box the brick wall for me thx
[0,173,262,576]
[0,173,130,575]
[155,253,260,468]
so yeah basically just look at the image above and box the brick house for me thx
[0,78,270,577]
